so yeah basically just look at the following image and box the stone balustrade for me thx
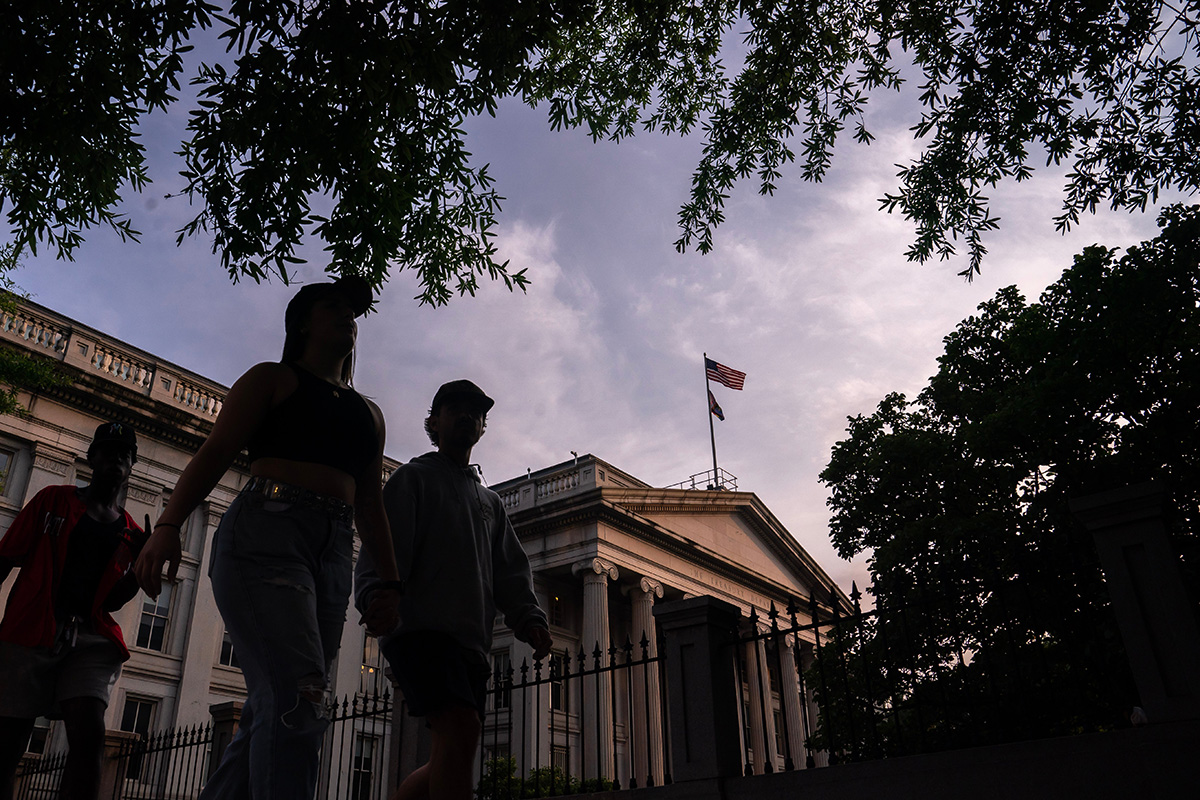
[1,298,228,425]
[173,379,223,417]
[499,488,521,510]
[91,344,155,390]
[0,307,69,355]
[536,468,580,500]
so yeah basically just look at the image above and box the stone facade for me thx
[1,298,848,787]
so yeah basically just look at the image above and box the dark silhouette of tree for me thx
[4,1,1200,299]
[812,205,1200,756]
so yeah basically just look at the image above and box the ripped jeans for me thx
[200,490,354,800]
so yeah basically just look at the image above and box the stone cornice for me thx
[514,491,842,615]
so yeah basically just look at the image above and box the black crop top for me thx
[246,363,379,478]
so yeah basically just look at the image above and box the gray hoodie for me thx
[355,451,546,657]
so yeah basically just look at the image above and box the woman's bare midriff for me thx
[250,458,357,505]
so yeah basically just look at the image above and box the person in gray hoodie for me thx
[356,379,552,800]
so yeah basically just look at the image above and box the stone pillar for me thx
[653,596,743,782]
[1071,482,1200,723]
[26,443,74,499]
[742,636,778,774]
[99,730,141,800]
[628,578,664,787]
[573,557,617,783]
[208,701,244,779]
[778,633,806,769]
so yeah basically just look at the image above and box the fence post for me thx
[208,701,244,778]
[1071,481,1200,723]
[653,596,743,782]
[99,730,139,800]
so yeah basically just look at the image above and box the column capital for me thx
[638,577,664,598]
[572,557,618,581]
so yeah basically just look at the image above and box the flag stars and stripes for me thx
[705,358,746,390]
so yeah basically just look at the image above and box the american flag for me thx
[708,389,725,420]
[705,358,746,390]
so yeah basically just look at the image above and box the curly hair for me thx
[425,404,487,447]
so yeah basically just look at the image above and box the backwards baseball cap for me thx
[90,421,137,459]
[431,380,495,413]
[284,275,373,333]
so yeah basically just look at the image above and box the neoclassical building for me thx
[1,298,848,789]
[477,458,848,785]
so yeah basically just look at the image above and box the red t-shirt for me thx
[0,485,143,658]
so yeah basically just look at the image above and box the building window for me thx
[491,650,512,710]
[549,594,565,627]
[218,630,239,669]
[549,652,568,711]
[351,735,378,800]
[25,718,51,755]
[136,585,172,651]
[773,708,785,756]
[120,697,157,779]
[360,633,387,695]
[551,745,568,773]
[0,447,12,496]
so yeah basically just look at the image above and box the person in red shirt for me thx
[0,422,146,800]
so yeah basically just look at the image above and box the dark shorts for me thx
[381,631,491,719]
[0,629,124,719]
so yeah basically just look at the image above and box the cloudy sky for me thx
[9,35,1188,593]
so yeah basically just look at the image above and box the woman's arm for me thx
[134,362,287,596]
[354,399,402,634]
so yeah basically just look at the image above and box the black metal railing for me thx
[119,723,214,799]
[476,632,670,798]
[13,689,393,800]
[734,578,1137,773]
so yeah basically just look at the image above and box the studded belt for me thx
[245,477,354,524]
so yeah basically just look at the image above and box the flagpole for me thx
[704,352,720,487]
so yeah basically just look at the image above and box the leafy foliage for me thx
[475,756,613,800]
[0,247,69,417]
[813,205,1200,755]
[4,1,1200,298]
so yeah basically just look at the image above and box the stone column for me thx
[26,443,74,499]
[777,633,806,769]
[742,636,779,773]
[174,504,227,727]
[628,578,664,787]
[573,557,618,783]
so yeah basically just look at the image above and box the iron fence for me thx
[476,632,670,798]
[12,689,393,800]
[734,578,1138,773]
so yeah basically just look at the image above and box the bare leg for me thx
[389,704,481,800]
[58,697,106,800]
[426,704,481,800]
[389,762,429,800]
[0,717,36,800]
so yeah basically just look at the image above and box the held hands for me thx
[360,588,401,637]
[521,625,554,661]
[133,519,183,599]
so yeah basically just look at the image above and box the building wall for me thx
[3,300,845,786]
[0,300,393,757]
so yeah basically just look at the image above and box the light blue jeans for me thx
[200,490,354,800]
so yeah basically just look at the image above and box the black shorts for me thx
[381,631,492,719]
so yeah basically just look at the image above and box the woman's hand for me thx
[360,588,401,636]
[134,524,182,598]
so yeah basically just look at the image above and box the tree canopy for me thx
[4,1,1199,301]
[812,204,1200,754]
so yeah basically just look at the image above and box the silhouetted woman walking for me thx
[136,276,403,800]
